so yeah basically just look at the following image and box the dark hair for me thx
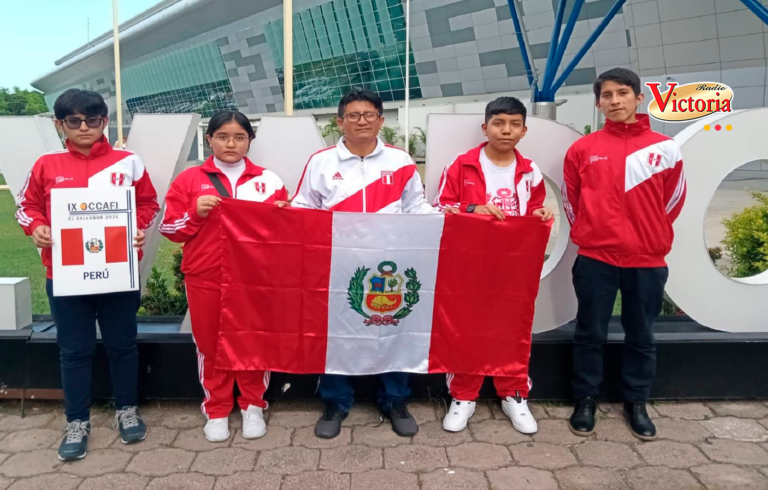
[53,89,108,120]
[206,111,255,139]
[485,96,527,124]
[593,67,641,100]
[337,88,383,118]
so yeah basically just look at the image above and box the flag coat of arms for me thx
[214,199,550,377]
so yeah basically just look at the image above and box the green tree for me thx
[722,190,768,278]
[0,87,48,116]
[387,278,398,292]
[320,118,342,143]
[140,249,188,315]
[379,126,400,146]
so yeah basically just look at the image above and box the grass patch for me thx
[0,187,49,313]
[0,182,181,314]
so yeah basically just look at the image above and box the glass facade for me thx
[121,42,230,100]
[126,80,238,118]
[267,0,421,110]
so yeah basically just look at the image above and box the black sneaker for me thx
[58,420,90,461]
[381,402,419,437]
[624,401,657,441]
[569,397,597,436]
[315,403,347,439]
[114,406,147,444]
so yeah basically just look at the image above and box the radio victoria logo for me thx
[646,81,733,123]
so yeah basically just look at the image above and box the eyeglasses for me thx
[61,117,105,130]
[342,112,381,123]
[212,134,250,144]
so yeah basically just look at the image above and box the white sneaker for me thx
[204,417,230,442]
[502,396,538,434]
[241,405,267,439]
[442,399,476,432]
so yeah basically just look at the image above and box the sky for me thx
[0,0,161,91]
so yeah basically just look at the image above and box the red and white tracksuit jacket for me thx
[292,137,436,214]
[433,142,546,215]
[15,136,159,279]
[434,143,541,400]
[562,114,686,268]
[160,156,287,418]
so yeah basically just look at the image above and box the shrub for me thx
[721,191,768,278]
[140,249,187,315]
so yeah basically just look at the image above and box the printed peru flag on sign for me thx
[60,227,129,266]
[215,200,551,377]
[51,187,139,297]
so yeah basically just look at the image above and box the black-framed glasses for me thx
[61,117,105,130]
[342,112,381,123]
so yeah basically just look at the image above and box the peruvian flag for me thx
[60,226,129,266]
[215,199,550,377]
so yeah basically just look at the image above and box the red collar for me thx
[200,156,264,178]
[65,136,112,159]
[603,113,651,137]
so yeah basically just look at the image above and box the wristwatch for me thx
[466,204,477,213]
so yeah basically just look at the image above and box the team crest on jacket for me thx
[85,238,104,254]
[648,153,662,167]
[381,171,394,185]
[347,261,420,326]
[111,172,127,186]
[255,182,266,194]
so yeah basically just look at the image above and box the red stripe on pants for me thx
[186,276,269,419]
[447,373,531,400]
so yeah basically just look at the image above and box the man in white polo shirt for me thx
[292,88,440,439]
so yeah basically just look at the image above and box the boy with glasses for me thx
[291,88,438,439]
[16,89,159,460]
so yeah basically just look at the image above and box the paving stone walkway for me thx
[1,399,768,489]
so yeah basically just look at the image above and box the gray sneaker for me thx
[381,402,419,437]
[315,403,347,439]
[58,420,90,461]
[114,406,147,444]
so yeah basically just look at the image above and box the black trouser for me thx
[571,256,668,401]
[46,280,141,422]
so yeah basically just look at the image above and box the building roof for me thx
[31,0,281,92]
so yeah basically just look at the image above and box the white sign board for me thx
[51,187,139,297]
[0,116,62,198]
[126,113,201,290]
[248,116,327,196]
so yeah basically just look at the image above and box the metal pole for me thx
[283,0,294,115]
[403,0,410,150]
[506,0,534,87]
[549,0,627,96]
[541,0,584,100]
[112,0,123,147]
[740,0,768,25]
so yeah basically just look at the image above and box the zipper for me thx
[360,156,366,213]
[619,126,629,266]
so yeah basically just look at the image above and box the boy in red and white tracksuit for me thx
[433,96,553,435]
[160,111,287,442]
[16,88,159,460]
[563,68,685,441]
